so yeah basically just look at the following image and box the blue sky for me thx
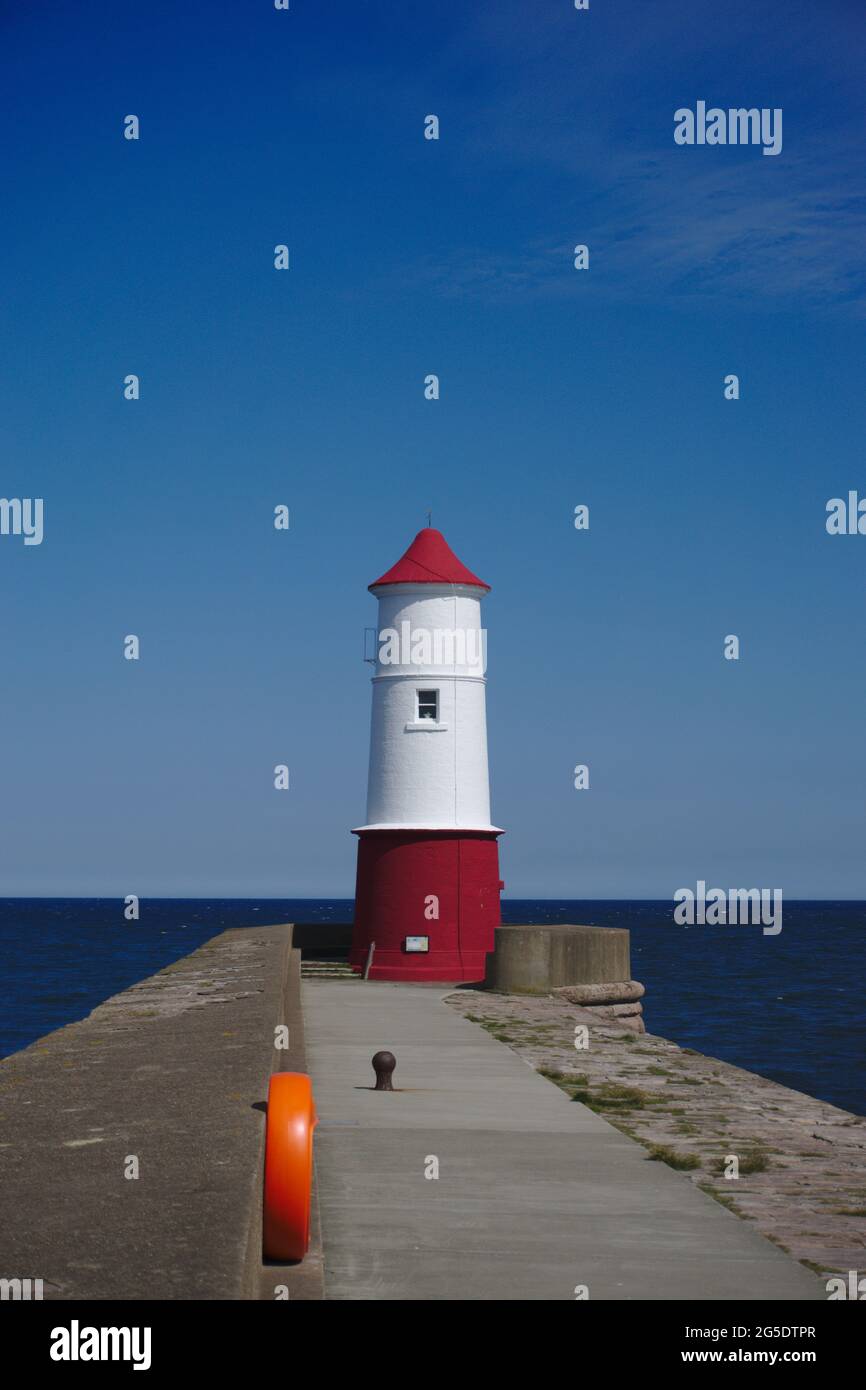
[1,0,865,897]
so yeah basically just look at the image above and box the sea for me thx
[1,898,863,1116]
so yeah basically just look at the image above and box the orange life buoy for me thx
[263,1071,317,1262]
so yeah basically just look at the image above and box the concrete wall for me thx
[484,923,631,993]
[0,923,323,1301]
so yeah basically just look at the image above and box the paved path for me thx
[448,987,866,1281]
[304,981,823,1301]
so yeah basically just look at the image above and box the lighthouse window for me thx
[417,689,439,722]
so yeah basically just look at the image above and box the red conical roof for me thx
[370,528,490,592]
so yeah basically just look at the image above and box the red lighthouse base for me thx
[349,829,503,982]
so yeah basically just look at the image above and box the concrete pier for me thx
[305,980,823,1300]
[0,924,321,1300]
[1,928,834,1302]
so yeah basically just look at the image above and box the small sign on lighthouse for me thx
[349,527,504,982]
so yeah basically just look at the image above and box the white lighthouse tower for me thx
[349,526,504,981]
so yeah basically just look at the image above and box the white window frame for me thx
[416,688,439,722]
[405,687,447,731]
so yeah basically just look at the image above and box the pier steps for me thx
[300,958,356,981]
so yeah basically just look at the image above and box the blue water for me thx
[1,898,863,1116]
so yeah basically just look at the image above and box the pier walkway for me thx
[304,980,823,1301]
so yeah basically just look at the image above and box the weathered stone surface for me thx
[446,989,866,1281]
[593,1010,645,1033]
[554,979,645,1006]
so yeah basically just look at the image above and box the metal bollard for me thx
[372,1050,396,1091]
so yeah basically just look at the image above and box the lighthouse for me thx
[349,526,504,982]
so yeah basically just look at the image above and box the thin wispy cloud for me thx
[382,1,866,315]
[384,134,866,317]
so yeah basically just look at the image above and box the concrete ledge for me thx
[484,923,632,993]
[553,979,647,1032]
[0,923,322,1300]
[259,945,324,1300]
[553,980,645,1006]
